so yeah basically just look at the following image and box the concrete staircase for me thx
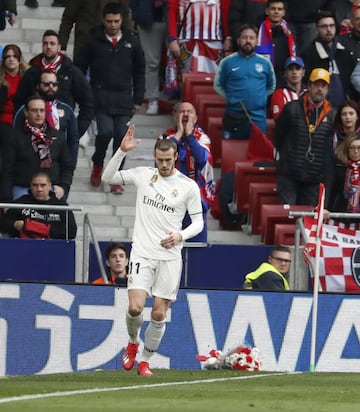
[1,0,73,62]
[2,0,261,246]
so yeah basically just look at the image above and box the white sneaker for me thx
[79,131,90,148]
[146,100,159,115]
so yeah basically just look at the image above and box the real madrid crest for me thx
[171,189,178,198]
[151,174,158,183]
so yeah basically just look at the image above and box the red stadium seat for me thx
[221,140,249,174]
[273,223,300,246]
[206,117,222,168]
[182,73,215,103]
[185,84,217,106]
[260,204,312,245]
[234,162,277,214]
[248,182,278,235]
[195,94,225,128]
[266,118,275,142]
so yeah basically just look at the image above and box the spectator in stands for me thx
[301,10,356,109]
[1,1,16,30]
[274,68,336,206]
[0,96,73,201]
[328,132,360,213]
[0,171,77,239]
[270,56,306,120]
[132,0,166,116]
[228,0,267,45]
[243,245,291,291]
[214,24,275,139]
[350,60,360,95]
[161,101,215,242]
[93,242,129,285]
[338,3,360,60]
[255,0,296,87]
[286,0,333,54]
[58,0,131,61]
[166,0,230,96]
[327,0,358,35]
[0,45,29,127]
[13,69,79,168]
[75,2,145,194]
[14,29,94,140]
[332,100,360,147]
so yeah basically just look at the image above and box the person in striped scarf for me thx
[255,0,296,87]
[161,101,215,242]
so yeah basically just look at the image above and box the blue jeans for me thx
[92,113,131,166]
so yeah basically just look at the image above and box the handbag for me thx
[222,111,249,132]
[20,218,50,239]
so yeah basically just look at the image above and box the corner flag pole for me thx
[310,183,325,372]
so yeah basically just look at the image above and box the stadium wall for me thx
[0,283,359,376]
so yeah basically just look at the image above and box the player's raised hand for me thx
[120,124,141,152]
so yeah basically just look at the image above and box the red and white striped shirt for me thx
[270,87,303,120]
[167,0,229,41]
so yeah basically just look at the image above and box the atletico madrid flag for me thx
[304,217,360,292]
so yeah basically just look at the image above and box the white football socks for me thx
[126,311,143,343]
[139,317,166,362]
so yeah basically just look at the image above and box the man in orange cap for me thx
[274,67,336,207]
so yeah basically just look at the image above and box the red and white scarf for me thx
[344,160,360,213]
[45,100,60,130]
[25,119,53,168]
[41,54,63,72]
[256,17,296,64]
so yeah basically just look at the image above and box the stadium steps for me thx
[6,0,260,246]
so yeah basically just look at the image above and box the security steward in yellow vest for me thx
[243,246,291,291]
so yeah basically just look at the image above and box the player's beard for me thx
[239,43,255,56]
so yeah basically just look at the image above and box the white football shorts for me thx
[127,252,183,301]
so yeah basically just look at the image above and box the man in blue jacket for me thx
[214,23,276,139]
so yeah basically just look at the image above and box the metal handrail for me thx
[82,213,108,284]
[0,202,82,241]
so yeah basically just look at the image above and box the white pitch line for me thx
[0,372,300,404]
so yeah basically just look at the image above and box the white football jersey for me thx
[119,166,203,259]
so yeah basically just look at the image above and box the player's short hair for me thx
[154,138,178,154]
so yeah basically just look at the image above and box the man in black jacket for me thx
[1,96,73,202]
[14,29,94,139]
[75,2,145,194]
[0,171,77,239]
[301,10,357,108]
[274,68,336,206]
